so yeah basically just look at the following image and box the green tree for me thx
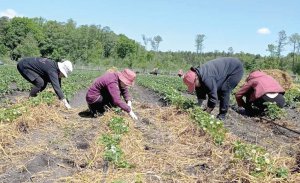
[3,17,43,60]
[289,33,300,72]
[195,34,205,54]
[14,33,40,59]
[228,47,234,56]
[115,34,137,67]
[151,35,163,52]
[276,30,287,68]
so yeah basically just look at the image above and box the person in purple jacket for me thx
[86,68,138,120]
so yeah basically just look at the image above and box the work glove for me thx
[129,110,138,120]
[127,100,132,109]
[61,98,71,109]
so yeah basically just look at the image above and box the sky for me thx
[1,0,299,56]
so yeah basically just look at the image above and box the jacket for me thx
[235,71,285,107]
[17,57,64,99]
[194,57,243,108]
[86,72,131,113]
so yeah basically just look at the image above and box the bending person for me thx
[183,57,244,120]
[86,69,138,120]
[17,57,73,109]
[235,70,285,116]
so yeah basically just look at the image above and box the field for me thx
[0,65,300,183]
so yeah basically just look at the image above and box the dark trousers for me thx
[17,64,47,97]
[245,94,285,115]
[219,69,244,115]
[88,95,113,114]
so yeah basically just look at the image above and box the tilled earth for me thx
[0,85,299,182]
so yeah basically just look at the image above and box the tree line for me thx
[0,16,300,74]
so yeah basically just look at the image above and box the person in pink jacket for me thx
[235,70,285,116]
[86,69,138,120]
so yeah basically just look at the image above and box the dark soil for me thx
[1,84,299,182]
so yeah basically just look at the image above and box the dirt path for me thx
[1,85,299,182]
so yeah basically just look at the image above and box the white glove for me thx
[129,110,138,120]
[127,100,132,109]
[62,99,71,109]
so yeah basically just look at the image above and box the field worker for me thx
[178,69,184,78]
[183,57,244,120]
[235,70,285,116]
[86,68,138,120]
[17,57,73,109]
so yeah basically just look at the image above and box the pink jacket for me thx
[235,71,285,107]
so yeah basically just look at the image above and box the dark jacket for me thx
[17,57,64,99]
[194,57,243,108]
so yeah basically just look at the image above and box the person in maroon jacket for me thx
[86,69,138,119]
[235,70,285,116]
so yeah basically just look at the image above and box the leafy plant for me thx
[275,167,289,178]
[264,102,286,120]
[108,117,129,134]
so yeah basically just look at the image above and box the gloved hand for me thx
[127,100,132,109]
[129,110,138,120]
[61,99,71,109]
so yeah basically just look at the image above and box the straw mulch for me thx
[66,103,298,183]
[1,99,299,182]
[262,69,293,90]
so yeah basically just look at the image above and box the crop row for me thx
[137,74,289,179]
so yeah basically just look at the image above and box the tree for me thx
[0,16,9,56]
[195,34,205,54]
[3,17,43,60]
[14,33,40,59]
[267,44,277,57]
[101,26,117,58]
[289,33,300,72]
[276,30,287,67]
[228,47,234,56]
[142,34,150,50]
[151,35,163,51]
[115,34,137,67]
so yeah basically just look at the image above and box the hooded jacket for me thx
[86,72,131,113]
[194,57,243,108]
[235,71,285,107]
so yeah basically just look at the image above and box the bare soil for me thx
[0,85,299,182]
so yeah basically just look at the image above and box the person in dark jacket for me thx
[86,69,138,120]
[17,57,73,109]
[235,70,285,116]
[183,57,244,120]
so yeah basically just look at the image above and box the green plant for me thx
[285,87,300,106]
[264,102,286,120]
[275,167,289,178]
[0,104,26,123]
[108,117,129,134]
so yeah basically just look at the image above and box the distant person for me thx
[183,57,244,120]
[86,69,138,120]
[235,70,285,116]
[17,57,73,109]
[150,68,159,75]
[178,69,184,78]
